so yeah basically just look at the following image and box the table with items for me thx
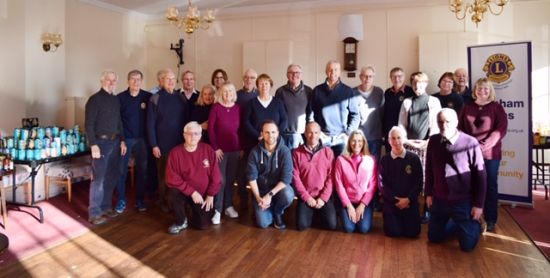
[1,125,89,223]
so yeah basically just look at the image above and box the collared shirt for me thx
[443,130,460,145]
[390,149,407,159]
[390,85,406,94]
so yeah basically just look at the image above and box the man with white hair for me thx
[275,63,313,150]
[147,68,187,212]
[425,108,487,252]
[85,70,127,225]
[453,68,473,103]
[165,121,221,233]
[236,68,259,211]
[379,126,422,238]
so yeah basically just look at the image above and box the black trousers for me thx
[168,188,214,230]
[296,198,337,231]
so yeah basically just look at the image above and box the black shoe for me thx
[486,222,496,232]
[274,214,286,230]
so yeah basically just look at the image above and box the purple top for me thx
[208,103,241,152]
[458,101,508,160]
[425,132,487,208]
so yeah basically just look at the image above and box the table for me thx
[10,151,90,223]
[532,143,549,200]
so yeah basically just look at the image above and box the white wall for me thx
[0,0,549,134]
[0,0,26,135]
[66,0,148,127]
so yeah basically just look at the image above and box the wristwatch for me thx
[268,191,274,197]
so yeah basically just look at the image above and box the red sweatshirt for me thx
[165,143,221,197]
[292,144,334,202]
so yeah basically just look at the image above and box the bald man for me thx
[425,108,487,252]
[453,68,473,103]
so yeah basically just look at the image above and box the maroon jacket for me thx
[165,143,221,197]
[458,101,508,160]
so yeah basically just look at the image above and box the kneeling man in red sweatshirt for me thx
[165,121,221,234]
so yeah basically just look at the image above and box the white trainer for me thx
[212,210,221,225]
[224,206,239,218]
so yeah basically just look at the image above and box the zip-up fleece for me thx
[334,154,378,207]
[247,138,293,195]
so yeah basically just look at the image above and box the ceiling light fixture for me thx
[449,0,509,27]
[165,0,215,34]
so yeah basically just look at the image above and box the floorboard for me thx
[2,204,549,277]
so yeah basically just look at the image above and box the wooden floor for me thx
[2,204,549,277]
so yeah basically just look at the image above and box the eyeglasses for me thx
[184,132,201,136]
[244,76,257,80]
[287,71,302,75]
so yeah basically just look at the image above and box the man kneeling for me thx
[165,121,221,234]
[248,120,295,229]
[292,122,337,231]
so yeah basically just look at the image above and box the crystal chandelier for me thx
[449,0,509,27]
[166,0,215,34]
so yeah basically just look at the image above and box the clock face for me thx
[345,43,355,54]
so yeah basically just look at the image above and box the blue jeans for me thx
[341,203,374,234]
[117,138,148,204]
[282,133,304,150]
[428,199,481,252]
[322,134,347,157]
[89,139,121,218]
[214,151,240,212]
[484,159,500,224]
[367,139,383,162]
[253,186,295,228]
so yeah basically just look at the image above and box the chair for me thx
[0,181,7,228]
[45,162,92,202]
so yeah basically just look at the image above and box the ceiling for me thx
[80,0,448,17]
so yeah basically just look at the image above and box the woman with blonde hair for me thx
[208,83,242,224]
[334,130,378,233]
[458,78,507,232]
[190,84,215,144]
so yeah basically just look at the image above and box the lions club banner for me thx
[468,41,533,206]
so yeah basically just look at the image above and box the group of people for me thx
[84,59,508,252]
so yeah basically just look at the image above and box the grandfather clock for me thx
[343,37,358,77]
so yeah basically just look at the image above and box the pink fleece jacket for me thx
[292,145,334,202]
[334,154,378,207]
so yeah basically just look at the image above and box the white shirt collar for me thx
[390,149,407,159]
[443,130,460,145]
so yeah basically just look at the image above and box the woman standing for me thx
[458,78,508,232]
[334,130,378,234]
[433,72,464,115]
[211,69,228,90]
[208,83,241,224]
[191,85,215,144]
[243,73,288,146]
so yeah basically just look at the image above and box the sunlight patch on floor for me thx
[484,247,546,262]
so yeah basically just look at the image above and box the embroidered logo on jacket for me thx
[405,165,412,175]
[202,159,210,168]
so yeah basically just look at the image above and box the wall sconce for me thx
[42,33,63,52]
[339,14,364,78]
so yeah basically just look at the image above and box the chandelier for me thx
[165,0,215,34]
[449,0,509,27]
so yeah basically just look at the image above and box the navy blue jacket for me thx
[310,81,360,136]
[118,89,152,139]
[147,89,187,154]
